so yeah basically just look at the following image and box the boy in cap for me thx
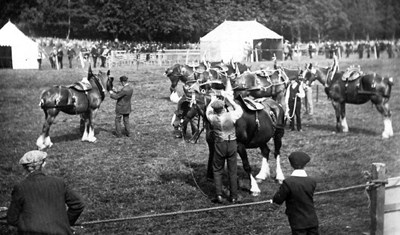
[206,91,243,203]
[273,151,319,234]
[7,150,85,234]
[110,75,134,137]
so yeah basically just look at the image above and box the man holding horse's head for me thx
[206,91,243,203]
[110,75,134,137]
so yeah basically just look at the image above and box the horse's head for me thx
[302,63,318,86]
[98,70,114,92]
[165,64,183,93]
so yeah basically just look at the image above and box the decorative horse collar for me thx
[89,74,106,100]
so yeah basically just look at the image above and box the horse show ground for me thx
[1,54,399,234]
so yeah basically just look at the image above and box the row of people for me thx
[282,39,400,60]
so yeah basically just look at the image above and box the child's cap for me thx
[289,151,310,169]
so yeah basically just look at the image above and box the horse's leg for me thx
[273,128,285,184]
[375,99,393,138]
[79,115,85,134]
[340,103,349,132]
[331,101,342,132]
[81,113,89,141]
[36,109,58,150]
[86,109,97,142]
[255,144,271,182]
[238,143,261,196]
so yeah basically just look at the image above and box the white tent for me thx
[200,20,283,62]
[0,21,38,69]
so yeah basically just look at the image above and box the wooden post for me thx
[369,163,386,235]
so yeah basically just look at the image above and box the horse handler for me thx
[7,150,85,234]
[273,151,319,234]
[110,75,134,137]
[206,91,243,203]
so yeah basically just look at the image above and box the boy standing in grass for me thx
[273,151,319,235]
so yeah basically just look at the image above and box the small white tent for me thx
[0,21,38,69]
[200,20,283,62]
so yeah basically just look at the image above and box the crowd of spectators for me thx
[34,37,200,69]
[282,39,399,60]
[34,36,399,70]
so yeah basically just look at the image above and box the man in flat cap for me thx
[110,75,134,137]
[273,151,319,234]
[206,91,243,204]
[7,150,85,234]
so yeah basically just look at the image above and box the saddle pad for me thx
[343,66,363,81]
[69,80,92,91]
[243,97,264,111]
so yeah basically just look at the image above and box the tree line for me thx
[1,0,399,43]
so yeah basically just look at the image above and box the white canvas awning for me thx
[0,21,38,69]
[200,20,283,62]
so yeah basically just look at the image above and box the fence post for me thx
[369,163,386,235]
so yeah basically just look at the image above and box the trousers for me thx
[115,114,130,136]
[213,140,238,199]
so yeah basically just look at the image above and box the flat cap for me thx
[211,99,225,111]
[120,76,128,82]
[288,151,310,169]
[19,150,47,166]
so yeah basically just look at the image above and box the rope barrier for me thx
[72,182,377,226]
[315,182,374,195]
[75,199,274,226]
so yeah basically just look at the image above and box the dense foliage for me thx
[1,0,399,42]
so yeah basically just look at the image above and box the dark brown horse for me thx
[302,57,394,138]
[164,62,209,93]
[36,66,114,149]
[179,78,286,195]
[164,61,250,94]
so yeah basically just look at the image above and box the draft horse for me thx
[36,66,114,150]
[179,78,285,195]
[232,70,288,108]
[303,57,394,138]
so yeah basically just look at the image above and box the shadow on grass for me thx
[305,123,377,136]
[51,131,82,143]
[159,161,214,197]
[159,159,257,199]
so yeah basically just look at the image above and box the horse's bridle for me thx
[90,73,108,100]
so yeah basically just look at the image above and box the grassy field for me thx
[0,54,399,235]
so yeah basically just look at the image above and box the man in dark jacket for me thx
[7,150,85,235]
[90,44,99,68]
[110,76,134,137]
[67,46,76,69]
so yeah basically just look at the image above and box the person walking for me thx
[273,151,319,234]
[67,46,76,69]
[206,91,243,203]
[90,44,99,68]
[285,77,305,131]
[110,75,133,137]
[37,44,46,70]
[57,46,64,69]
[284,40,292,60]
[49,46,57,69]
[7,150,85,235]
